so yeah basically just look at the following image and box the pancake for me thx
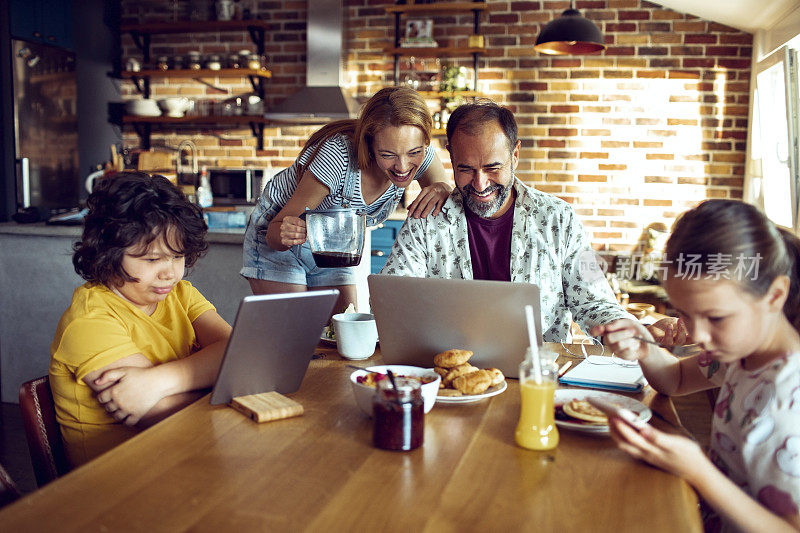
[562,399,609,424]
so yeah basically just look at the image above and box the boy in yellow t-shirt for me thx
[50,172,232,467]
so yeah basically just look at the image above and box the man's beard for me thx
[458,180,513,218]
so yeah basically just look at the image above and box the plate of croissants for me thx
[432,349,508,404]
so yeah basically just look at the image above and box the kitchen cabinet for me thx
[370,220,404,273]
[384,2,486,134]
[9,0,73,49]
[117,20,272,149]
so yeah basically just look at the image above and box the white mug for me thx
[333,313,378,360]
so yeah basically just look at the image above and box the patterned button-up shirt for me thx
[380,179,632,341]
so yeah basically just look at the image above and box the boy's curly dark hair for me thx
[73,171,208,285]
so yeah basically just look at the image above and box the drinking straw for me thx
[524,305,542,384]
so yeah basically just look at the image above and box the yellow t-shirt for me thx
[49,280,215,466]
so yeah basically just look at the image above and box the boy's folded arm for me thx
[82,353,153,393]
[134,390,206,428]
[82,355,205,428]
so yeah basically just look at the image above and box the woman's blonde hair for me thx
[297,86,432,174]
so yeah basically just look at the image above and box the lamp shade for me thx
[534,8,606,55]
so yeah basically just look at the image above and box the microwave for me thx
[208,168,265,205]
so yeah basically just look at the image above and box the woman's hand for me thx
[93,366,168,426]
[609,417,708,484]
[407,182,452,218]
[590,318,653,362]
[647,317,691,347]
[279,216,307,247]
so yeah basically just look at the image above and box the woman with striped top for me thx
[241,86,450,310]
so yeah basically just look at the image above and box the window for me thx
[747,45,800,230]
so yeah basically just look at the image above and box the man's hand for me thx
[591,318,652,362]
[407,182,452,218]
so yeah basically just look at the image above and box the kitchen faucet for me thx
[176,139,198,185]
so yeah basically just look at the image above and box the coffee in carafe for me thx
[302,207,366,268]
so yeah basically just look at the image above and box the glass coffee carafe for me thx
[302,206,366,268]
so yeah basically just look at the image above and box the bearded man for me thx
[380,100,634,342]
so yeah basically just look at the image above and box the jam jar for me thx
[187,51,202,70]
[372,377,424,451]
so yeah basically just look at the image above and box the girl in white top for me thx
[593,199,800,533]
[241,87,449,311]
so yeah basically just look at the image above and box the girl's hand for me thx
[407,182,452,218]
[609,417,708,484]
[590,318,653,362]
[93,366,168,426]
[279,216,307,247]
[647,317,691,347]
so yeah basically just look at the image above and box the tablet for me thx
[209,290,339,405]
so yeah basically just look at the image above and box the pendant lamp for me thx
[534,2,606,55]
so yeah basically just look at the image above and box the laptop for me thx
[209,290,339,405]
[367,275,542,378]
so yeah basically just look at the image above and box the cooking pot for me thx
[302,206,366,268]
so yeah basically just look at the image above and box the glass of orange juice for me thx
[515,349,559,451]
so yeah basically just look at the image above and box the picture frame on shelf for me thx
[402,18,437,47]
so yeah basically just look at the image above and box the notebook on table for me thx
[367,275,542,378]
[209,290,339,405]
[558,359,646,392]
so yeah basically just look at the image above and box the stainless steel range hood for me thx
[264,0,360,123]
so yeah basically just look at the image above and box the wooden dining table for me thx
[0,343,702,532]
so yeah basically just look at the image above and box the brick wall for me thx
[119,0,752,251]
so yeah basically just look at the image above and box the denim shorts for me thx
[240,196,356,287]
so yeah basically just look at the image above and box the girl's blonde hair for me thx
[664,199,800,331]
[296,86,432,174]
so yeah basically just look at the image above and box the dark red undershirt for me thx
[465,200,515,281]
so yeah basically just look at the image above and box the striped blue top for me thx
[263,133,434,226]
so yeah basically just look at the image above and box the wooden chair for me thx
[0,462,21,508]
[18,376,70,487]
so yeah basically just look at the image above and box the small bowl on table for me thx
[625,302,656,320]
[349,365,441,416]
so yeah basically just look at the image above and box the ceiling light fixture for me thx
[534,1,607,55]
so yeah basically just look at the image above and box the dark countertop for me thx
[0,222,245,244]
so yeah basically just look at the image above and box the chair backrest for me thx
[0,462,20,508]
[18,376,70,487]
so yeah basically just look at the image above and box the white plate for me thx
[319,334,336,345]
[436,381,508,404]
[554,389,651,434]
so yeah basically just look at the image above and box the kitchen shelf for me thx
[120,68,272,99]
[385,3,485,91]
[384,46,485,57]
[385,2,487,15]
[120,20,269,62]
[119,68,272,79]
[122,115,270,150]
[418,90,483,98]
[118,21,274,151]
